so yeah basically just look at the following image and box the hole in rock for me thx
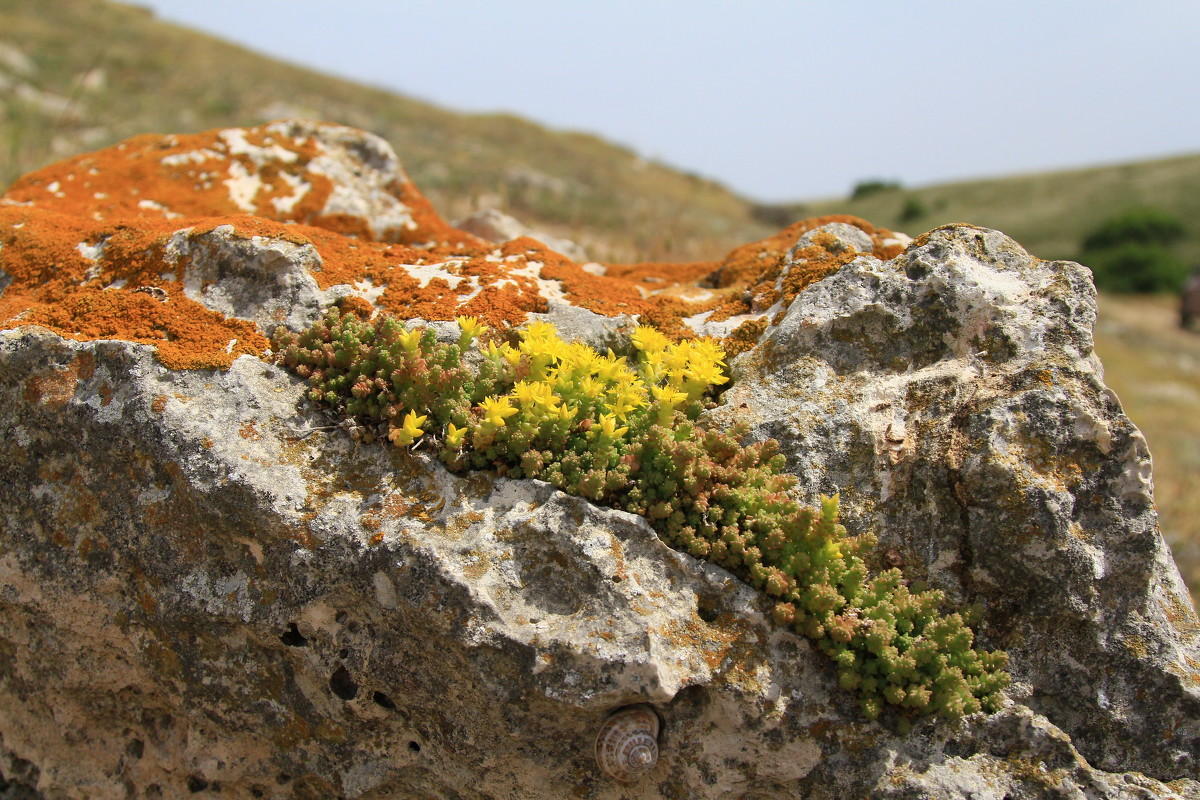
[186,775,209,793]
[672,684,711,716]
[696,593,722,623]
[125,738,144,759]
[6,756,37,783]
[373,691,397,710]
[339,648,349,659]
[279,623,308,647]
[276,773,291,785]
[408,741,421,753]
[330,666,359,700]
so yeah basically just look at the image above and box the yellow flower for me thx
[560,342,601,374]
[512,380,559,410]
[664,342,691,372]
[637,350,666,383]
[479,395,519,428]
[397,328,423,353]
[650,385,688,407]
[511,380,540,407]
[557,403,578,423]
[651,385,689,424]
[684,360,728,389]
[456,315,486,343]
[445,423,467,448]
[519,328,569,364]
[693,338,727,367]
[595,413,628,440]
[574,376,607,400]
[485,340,521,367]
[594,352,631,383]
[388,410,428,446]
[521,320,559,341]
[631,324,670,353]
[605,384,646,418]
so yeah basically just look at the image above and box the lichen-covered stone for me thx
[717,225,1200,778]
[1,122,1197,799]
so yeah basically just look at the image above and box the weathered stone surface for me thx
[455,207,589,263]
[717,226,1200,778]
[1,122,1197,799]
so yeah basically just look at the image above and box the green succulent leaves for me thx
[273,307,1009,721]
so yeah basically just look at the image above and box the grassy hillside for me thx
[3,0,1197,602]
[0,0,773,263]
[1092,295,1200,604]
[765,155,1200,275]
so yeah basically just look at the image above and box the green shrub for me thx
[850,179,902,200]
[898,196,928,224]
[1085,243,1189,294]
[273,308,1010,721]
[1080,208,1189,293]
[1082,207,1184,251]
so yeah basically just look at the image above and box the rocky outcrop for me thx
[1,121,1197,799]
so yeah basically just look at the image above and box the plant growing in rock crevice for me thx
[272,306,1009,721]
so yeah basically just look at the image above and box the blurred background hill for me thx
[2,0,1197,600]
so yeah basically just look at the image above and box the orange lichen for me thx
[1,122,908,369]
[722,317,770,358]
[704,216,904,323]
[23,353,95,410]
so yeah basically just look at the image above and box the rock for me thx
[717,225,1200,778]
[1,122,1197,799]
[455,207,590,262]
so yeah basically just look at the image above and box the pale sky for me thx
[137,0,1200,201]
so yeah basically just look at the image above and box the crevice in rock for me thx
[279,622,308,647]
[695,592,722,623]
[329,666,358,700]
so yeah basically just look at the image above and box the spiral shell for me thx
[594,704,660,783]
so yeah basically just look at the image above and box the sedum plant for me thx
[272,306,1009,721]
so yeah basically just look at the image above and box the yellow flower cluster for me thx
[631,324,728,424]
[452,320,727,450]
[370,316,727,456]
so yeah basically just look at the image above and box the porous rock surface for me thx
[1,121,1198,799]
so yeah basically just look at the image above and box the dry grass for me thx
[1093,293,1200,604]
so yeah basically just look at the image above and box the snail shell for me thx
[594,704,660,783]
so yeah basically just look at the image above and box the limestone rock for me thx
[455,207,590,262]
[1,122,1197,799]
[717,225,1200,778]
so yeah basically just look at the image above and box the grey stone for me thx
[171,224,328,335]
[717,224,1200,780]
[790,221,876,257]
[455,207,590,262]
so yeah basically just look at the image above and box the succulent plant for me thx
[272,304,1009,721]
